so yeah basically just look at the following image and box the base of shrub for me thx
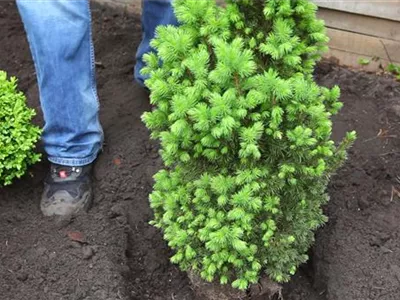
[188,270,282,300]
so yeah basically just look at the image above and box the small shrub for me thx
[387,63,400,80]
[142,0,355,290]
[0,71,41,185]
[358,58,370,66]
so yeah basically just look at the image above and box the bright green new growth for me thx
[142,0,356,290]
[0,71,41,185]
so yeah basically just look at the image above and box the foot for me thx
[41,163,93,216]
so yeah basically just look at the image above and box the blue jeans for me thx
[16,0,177,166]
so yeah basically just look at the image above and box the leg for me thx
[17,0,103,167]
[17,0,101,216]
[134,0,178,86]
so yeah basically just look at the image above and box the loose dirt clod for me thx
[82,246,95,260]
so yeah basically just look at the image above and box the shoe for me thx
[41,163,93,216]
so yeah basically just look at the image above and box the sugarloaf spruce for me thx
[142,0,355,290]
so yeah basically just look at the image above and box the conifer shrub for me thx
[141,0,356,290]
[0,71,41,186]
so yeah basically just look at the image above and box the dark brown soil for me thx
[1,2,400,300]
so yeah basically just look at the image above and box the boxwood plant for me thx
[0,71,41,185]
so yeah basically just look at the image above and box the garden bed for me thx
[1,2,400,300]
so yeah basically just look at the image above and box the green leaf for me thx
[358,57,370,66]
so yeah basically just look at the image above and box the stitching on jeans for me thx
[87,0,100,111]
[86,0,105,149]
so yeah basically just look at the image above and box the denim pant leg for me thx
[134,0,178,86]
[16,0,103,167]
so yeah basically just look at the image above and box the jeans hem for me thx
[48,153,98,167]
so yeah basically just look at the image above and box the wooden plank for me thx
[326,28,400,63]
[323,49,392,72]
[317,8,400,42]
[314,1,400,22]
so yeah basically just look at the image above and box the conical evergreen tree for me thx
[142,0,355,290]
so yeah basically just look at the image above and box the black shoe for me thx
[41,163,93,216]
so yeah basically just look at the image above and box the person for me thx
[16,0,178,216]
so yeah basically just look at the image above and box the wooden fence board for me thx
[326,28,400,63]
[325,49,392,71]
[314,1,400,22]
[317,8,400,42]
